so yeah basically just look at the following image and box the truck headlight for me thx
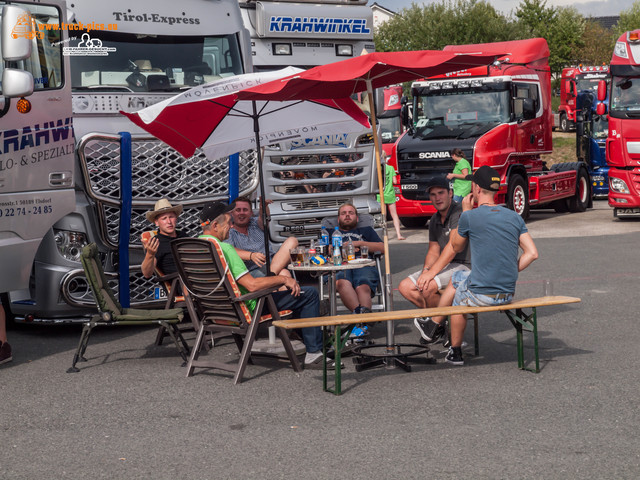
[609,177,630,194]
[54,229,88,262]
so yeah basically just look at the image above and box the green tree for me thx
[374,0,518,53]
[575,20,616,66]
[614,1,640,38]
[515,0,585,76]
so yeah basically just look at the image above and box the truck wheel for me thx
[560,113,569,132]
[399,217,428,228]
[567,167,590,212]
[507,174,530,220]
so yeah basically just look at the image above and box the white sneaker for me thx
[304,351,323,366]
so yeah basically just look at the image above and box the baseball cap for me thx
[200,201,235,225]
[464,166,500,191]
[425,176,451,193]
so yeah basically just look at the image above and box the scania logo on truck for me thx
[269,17,371,35]
[418,151,450,159]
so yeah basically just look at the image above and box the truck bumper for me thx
[608,169,640,213]
[395,191,436,217]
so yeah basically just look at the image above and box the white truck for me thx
[238,0,382,244]
[0,1,75,301]
[4,0,260,323]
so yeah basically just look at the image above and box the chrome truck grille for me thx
[263,149,373,241]
[79,134,259,248]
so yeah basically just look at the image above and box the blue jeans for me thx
[451,270,513,307]
[269,286,322,353]
[453,194,464,203]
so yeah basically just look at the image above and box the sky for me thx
[375,0,634,17]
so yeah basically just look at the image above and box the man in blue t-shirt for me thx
[334,202,384,338]
[418,166,539,365]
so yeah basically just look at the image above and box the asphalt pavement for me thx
[2,200,640,479]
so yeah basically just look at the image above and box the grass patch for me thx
[544,133,576,167]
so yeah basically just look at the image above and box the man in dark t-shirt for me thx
[141,198,188,278]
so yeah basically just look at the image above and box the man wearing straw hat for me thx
[141,198,189,279]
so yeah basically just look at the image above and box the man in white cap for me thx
[141,198,187,278]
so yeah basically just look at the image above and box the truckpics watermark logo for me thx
[13,12,117,37]
[63,33,116,56]
[112,11,200,25]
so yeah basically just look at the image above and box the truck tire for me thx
[399,216,428,228]
[552,198,569,213]
[567,167,590,212]
[560,113,570,132]
[507,174,530,220]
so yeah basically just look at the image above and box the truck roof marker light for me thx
[614,41,629,59]
[629,32,640,42]
[16,97,31,114]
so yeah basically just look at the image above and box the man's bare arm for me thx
[518,232,538,272]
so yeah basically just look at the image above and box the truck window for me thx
[68,32,244,92]
[0,3,63,94]
[610,76,640,116]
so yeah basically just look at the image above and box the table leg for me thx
[329,271,337,316]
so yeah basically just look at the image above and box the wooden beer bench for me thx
[273,295,581,395]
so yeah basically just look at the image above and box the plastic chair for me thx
[67,243,189,373]
[171,237,301,384]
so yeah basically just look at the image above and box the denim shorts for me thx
[409,262,470,290]
[336,266,379,296]
[451,270,513,307]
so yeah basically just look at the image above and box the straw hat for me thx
[145,198,183,222]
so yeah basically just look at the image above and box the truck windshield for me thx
[576,77,607,92]
[592,115,609,139]
[610,76,640,117]
[69,32,244,92]
[379,116,402,144]
[414,89,510,139]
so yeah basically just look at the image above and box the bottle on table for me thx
[332,244,342,266]
[320,227,330,246]
[347,238,355,262]
[332,226,343,251]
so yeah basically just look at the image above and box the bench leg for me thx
[504,307,539,373]
[322,324,355,395]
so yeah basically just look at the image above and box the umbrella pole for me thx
[366,82,395,352]
[252,101,272,274]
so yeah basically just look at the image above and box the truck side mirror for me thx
[565,80,573,96]
[2,5,33,61]
[597,80,607,102]
[401,104,410,129]
[1,69,34,97]
[596,102,607,116]
[575,112,584,136]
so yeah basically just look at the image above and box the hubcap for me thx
[513,186,525,215]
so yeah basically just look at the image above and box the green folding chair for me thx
[67,243,189,373]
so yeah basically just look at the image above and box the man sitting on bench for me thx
[397,176,471,343]
[334,202,384,338]
[418,166,539,366]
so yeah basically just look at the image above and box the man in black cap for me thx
[417,166,539,366]
[398,176,471,343]
[198,201,325,369]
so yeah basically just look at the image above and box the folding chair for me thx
[320,213,386,313]
[140,231,202,347]
[67,243,190,373]
[171,237,302,384]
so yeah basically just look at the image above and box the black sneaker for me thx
[413,317,444,343]
[0,341,12,365]
[445,347,464,366]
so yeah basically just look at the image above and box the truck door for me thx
[0,1,74,293]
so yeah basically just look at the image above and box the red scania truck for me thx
[555,65,610,132]
[598,29,640,219]
[392,38,590,225]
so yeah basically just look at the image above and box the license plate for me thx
[154,287,167,300]
[617,208,640,215]
[283,225,305,232]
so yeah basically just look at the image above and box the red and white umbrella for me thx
[122,67,371,271]
[122,66,370,161]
